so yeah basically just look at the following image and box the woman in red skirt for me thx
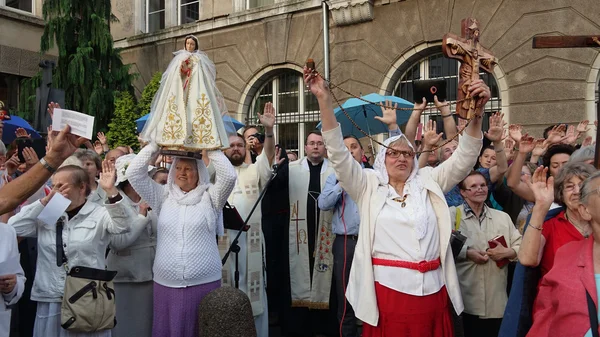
[305,66,491,336]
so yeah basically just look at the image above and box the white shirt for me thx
[9,199,134,302]
[372,186,444,296]
[0,223,25,336]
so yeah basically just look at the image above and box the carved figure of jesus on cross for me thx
[443,18,497,119]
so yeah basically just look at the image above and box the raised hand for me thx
[525,166,555,208]
[504,138,515,159]
[5,154,20,176]
[577,120,590,134]
[508,124,522,142]
[532,139,548,157]
[468,79,491,114]
[258,102,276,129]
[97,132,107,145]
[47,102,60,120]
[583,136,593,147]
[22,147,39,169]
[519,135,535,154]
[93,141,103,155]
[46,125,89,164]
[546,124,568,145]
[422,120,443,147]
[375,100,398,127]
[563,125,580,145]
[99,159,118,196]
[303,66,330,101]
[484,112,506,143]
[15,128,30,139]
[433,95,451,116]
[457,117,468,133]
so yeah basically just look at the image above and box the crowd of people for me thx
[0,67,599,337]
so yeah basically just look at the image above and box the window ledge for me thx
[0,6,43,26]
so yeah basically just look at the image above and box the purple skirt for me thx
[152,280,221,337]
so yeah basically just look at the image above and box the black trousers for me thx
[333,235,358,337]
[462,313,502,337]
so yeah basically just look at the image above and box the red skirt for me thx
[362,282,454,337]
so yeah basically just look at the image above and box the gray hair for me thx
[74,149,102,170]
[0,142,6,156]
[580,170,600,205]
[554,161,596,205]
[569,146,595,164]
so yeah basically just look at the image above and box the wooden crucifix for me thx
[532,35,600,168]
[443,18,497,119]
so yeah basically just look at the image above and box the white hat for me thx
[114,154,154,186]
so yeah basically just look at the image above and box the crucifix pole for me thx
[532,35,600,168]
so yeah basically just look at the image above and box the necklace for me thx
[392,194,408,208]
[566,212,591,238]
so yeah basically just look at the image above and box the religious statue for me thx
[443,18,496,119]
[140,35,232,155]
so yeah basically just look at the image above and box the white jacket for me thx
[9,199,135,302]
[322,124,482,326]
[0,223,25,337]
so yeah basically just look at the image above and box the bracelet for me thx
[494,147,505,153]
[39,158,57,174]
[441,114,453,118]
[529,223,543,231]
[265,134,274,138]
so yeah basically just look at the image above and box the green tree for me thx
[20,0,135,129]
[136,72,162,118]
[107,91,138,150]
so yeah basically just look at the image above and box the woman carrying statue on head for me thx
[140,35,233,153]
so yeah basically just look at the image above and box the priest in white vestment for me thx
[212,103,277,337]
[0,222,25,336]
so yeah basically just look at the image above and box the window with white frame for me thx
[249,70,320,157]
[393,51,501,131]
[147,0,165,33]
[2,0,33,13]
[179,0,199,24]
[247,0,275,9]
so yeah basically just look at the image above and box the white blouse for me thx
[372,185,444,296]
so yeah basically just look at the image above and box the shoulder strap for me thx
[586,289,599,337]
[455,207,462,231]
[56,217,67,267]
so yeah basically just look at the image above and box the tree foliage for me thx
[136,72,162,118]
[107,91,138,150]
[20,0,135,129]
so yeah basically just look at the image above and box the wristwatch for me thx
[39,158,57,174]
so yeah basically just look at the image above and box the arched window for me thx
[393,52,501,130]
[249,70,320,158]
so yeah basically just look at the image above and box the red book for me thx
[488,235,509,268]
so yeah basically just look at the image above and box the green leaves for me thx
[107,91,138,150]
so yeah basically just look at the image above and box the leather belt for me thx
[372,257,441,273]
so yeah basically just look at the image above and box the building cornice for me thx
[329,0,374,26]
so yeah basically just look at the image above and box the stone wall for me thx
[117,0,600,137]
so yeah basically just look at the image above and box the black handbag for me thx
[450,208,467,259]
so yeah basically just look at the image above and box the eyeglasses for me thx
[386,150,415,159]
[307,142,324,147]
[462,185,488,192]
[564,184,581,193]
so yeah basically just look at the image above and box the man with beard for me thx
[284,130,336,337]
[214,102,277,337]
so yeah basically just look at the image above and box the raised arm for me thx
[434,96,458,141]
[518,167,553,267]
[418,120,443,169]
[506,136,536,203]
[126,143,166,211]
[207,150,236,211]
[429,80,488,192]
[401,99,424,148]
[485,112,508,183]
[258,102,276,165]
[305,66,368,202]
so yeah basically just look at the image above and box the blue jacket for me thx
[499,206,564,337]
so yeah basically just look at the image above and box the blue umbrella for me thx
[316,93,413,139]
[2,116,41,144]
[136,113,245,134]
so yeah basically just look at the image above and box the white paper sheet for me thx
[52,108,95,140]
[0,253,21,276]
[37,194,71,226]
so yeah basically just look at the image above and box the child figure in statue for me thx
[140,35,231,152]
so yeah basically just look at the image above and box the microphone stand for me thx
[222,163,281,289]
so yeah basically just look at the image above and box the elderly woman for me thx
[107,154,157,337]
[8,163,136,337]
[304,67,489,335]
[570,145,595,165]
[518,162,596,279]
[526,170,600,336]
[126,143,236,337]
[73,149,104,203]
[451,171,522,337]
